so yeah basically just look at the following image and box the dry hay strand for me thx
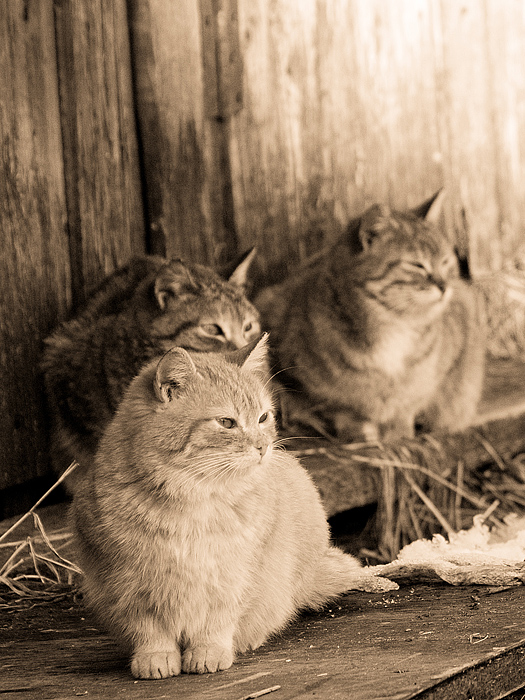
[301,435,525,563]
[475,269,525,359]
[0,463,81,602]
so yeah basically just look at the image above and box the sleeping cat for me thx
[71,335,396,679]
[255,191,486,442]
[42,252,260,487]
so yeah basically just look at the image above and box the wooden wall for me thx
[0,0,144,505]
[2,0,525,510]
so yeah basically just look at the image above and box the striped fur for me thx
[42,254,260,488]
[256,193,486,441]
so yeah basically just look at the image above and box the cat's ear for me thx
[226,332,269,372]
[154,347,197,403]
[224,247,257,289]
[154,260,196,311]
[357,204,391,250]
[412,189,445,223]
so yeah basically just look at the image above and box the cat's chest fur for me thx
[365,322,420,377]
[142,495,264,587]
[310,291,440,384]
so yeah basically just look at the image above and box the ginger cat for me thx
[71,335,396,679]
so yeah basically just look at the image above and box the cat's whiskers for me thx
[163,455,236,494]
[186,450,267,487]
[263,365,300,393]
[273,436,321,446]
[179,455,244,487]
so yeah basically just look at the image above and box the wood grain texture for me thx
[0,0,70,489]
[229,0,525,278]
[230,0,444,279]
[128,0,215,263]
[54,0,145,303]
[2,584,525,699]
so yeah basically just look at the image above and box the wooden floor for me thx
[3,357,525,699]
[2,583,525,699]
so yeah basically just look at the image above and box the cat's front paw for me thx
[182,644,234,674]
[131,650,181,679]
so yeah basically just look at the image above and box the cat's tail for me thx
[307,547,398,608]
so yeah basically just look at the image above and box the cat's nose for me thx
[432,275,447,294]
[226,330,247,349]
[256,443,268,457]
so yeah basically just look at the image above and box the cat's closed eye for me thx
[201,323,224,337]
[404,261,429,276]
[217,417,237,429]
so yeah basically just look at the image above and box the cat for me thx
[42,251,260,488]
[71,335,397,679]
[255,191,486,442]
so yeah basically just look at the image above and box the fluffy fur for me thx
[42,252,260,487]
[71,336,396,679]
[256,192,486,441]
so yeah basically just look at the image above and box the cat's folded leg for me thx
[332,412,380,443]
[182,627,235,674]
[381,415,417,442]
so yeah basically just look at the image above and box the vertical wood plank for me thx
[199,0,243,265]
[475,0,525,272]
[0,0,70,489]
[230,0,321,276]
[432,0,501,274]
[129,0,246,267]
[54,0,145,303]
[128,0,214,263]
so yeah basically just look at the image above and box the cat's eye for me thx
[244,322,252,334]
[201,323,223,337]
[258,412,269,423]
[405,261,431,278]
[217,417,236,429]
[412,262,428,272]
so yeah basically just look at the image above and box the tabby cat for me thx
[42,252,260,487]
[255,192,486,442]
[71,335,396,679]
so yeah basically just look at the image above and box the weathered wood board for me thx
[2,584,525,699]
[229,0,525,279]
[0,0,70,491]
[0,0,145,500]
[128,0,226,264]
[54,0,146,303]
